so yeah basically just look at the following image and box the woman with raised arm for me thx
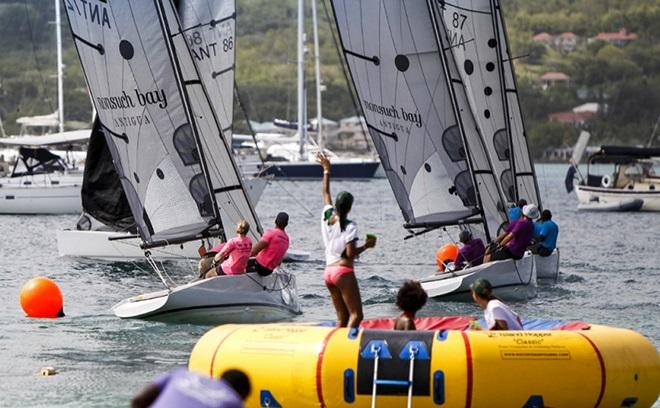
[318,153,376,328]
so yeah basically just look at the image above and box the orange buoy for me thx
[435,243,459,271]
[20,277,64,318]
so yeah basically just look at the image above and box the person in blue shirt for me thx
[507,199,527,223]
[530,209,558,257]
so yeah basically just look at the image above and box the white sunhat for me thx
[522,204,540,219]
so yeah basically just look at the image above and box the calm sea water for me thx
[0,164,658,407]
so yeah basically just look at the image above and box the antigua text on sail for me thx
[65,0,111,29]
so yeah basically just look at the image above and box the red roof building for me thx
[592,28,638,47]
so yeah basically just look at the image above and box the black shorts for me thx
[490,246,520,261]
[533,245,553,257]
[247,258,273,276]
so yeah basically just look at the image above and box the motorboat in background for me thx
[64,0,300,323]
[567,139,660,211]
[0,131,89,214]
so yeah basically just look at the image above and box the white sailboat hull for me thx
[112,272,301,325]
[420,253,536,302]
[0,175,82,214]
[53,177,311,263]
[56,229,309,262]
[575,184,660,211]
[534,249,560,280]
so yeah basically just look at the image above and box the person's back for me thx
[485,299,523,330]
[145,368,243,408]
[255,227,289,271]
[221,235,252,275]
[534,220,558,252]
[455,237,485,269]
[507,206,521,222]
[506,217,534,258]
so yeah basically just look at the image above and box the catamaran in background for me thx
[330,0,558,300]
[64,0,300,323]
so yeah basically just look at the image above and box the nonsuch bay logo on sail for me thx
[362,99,423,136]
[95,89,169,128]
[65,0,111,29]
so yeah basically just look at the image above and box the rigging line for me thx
[234,81,266,164]
[23,1,54,114]
[144,251,172,290]
[274,179,314,217]
[321,0,371,152]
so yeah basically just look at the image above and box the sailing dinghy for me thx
[330,0,536,300]
[65,0,300,323]
[436,0,559,280]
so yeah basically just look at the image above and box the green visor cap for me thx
[469,278,492,297]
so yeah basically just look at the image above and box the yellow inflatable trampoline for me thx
[189,317,660,407]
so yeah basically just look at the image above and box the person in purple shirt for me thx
[131,367,250,408]
[453,230,485,271]
[485,204,539,262]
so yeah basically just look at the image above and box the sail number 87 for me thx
[452,12,467,29]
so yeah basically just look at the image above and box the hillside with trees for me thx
[1,0,658,158]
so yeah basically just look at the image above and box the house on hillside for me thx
[548,111,596,128]
[591,28,637,47]
[532,32,581,54]
[538,72,571,90]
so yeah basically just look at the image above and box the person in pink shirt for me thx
[200,220,253,279]
[248,212,290,276]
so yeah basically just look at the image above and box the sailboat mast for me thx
[426,1,493,241]
[297,0,306,159]
[311,0,323,150]
[489,0,518,203]
[55,0,64,134]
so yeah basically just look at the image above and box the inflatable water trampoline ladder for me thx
[362,339,430,408]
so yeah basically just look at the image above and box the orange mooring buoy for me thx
[20,277,64,318]
[435,243,459,271]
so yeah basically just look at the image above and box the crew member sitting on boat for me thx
[199,220,253,279]
[484,204,539,263]
[530,209,559,257]
[131,367,250,408]
[393,280,428,330]
[507,199,527,222]
[453,230,485,271]
[470,278,523,330]
[247,212,290,276]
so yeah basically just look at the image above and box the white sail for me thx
[177,0,235,142]
[493,0,542,207]
[174,0,262,241]
[330,0,507,239]
[64,0,261,246]
[438,0,515,204]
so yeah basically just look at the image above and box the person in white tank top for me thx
[470,278,523,330]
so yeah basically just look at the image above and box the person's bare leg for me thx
[335,272,363,329]
[326,282,349,327]
[204,268,218,279]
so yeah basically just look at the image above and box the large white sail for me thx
[64,0,261,247]
[493,0,542,207]
[174,0,262,241]
[177,0,235,143]
[330,0,507,239]
[438,0,516,204]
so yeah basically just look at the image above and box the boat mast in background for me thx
[297,0,307,159]
[55,0,64,134]
[311,0,324,151]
